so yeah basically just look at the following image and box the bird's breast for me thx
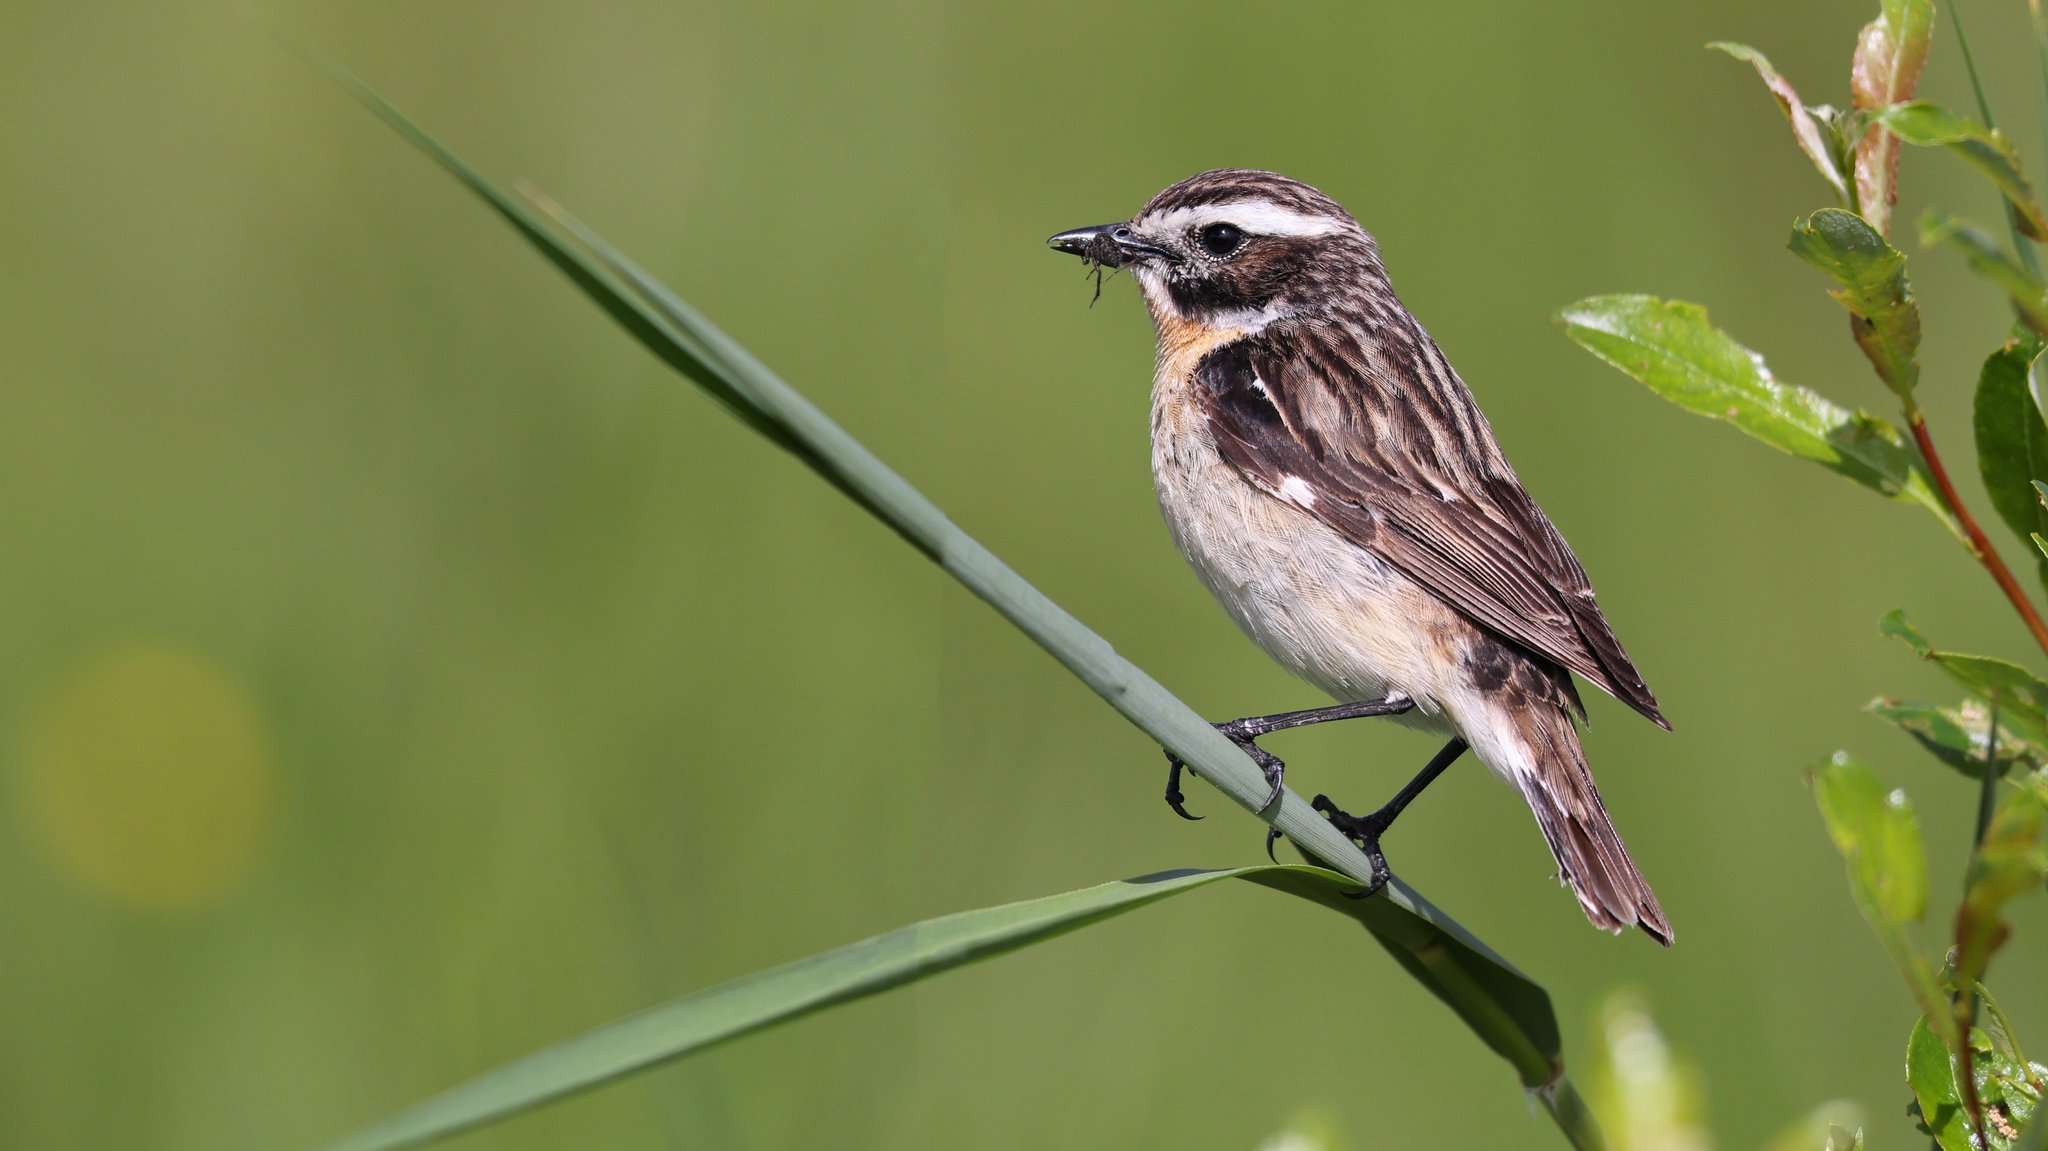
[1150,364,1464,731]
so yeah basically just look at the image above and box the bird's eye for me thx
[1198,222,1245,257]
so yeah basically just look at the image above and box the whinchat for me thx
[1050,169,1670,944]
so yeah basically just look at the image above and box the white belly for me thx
[1151,380,1464,736]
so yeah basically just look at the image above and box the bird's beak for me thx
[1047,222,1177,268]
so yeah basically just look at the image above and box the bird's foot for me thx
[1160,723,1288,821]
[1311,793,1393,899]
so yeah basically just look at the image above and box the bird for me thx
[1047,169,1671,944]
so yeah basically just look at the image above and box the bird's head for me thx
[1048,169,1382,334]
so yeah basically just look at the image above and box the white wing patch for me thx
[1277,475,1317,508]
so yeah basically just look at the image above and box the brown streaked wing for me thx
[1194,333,1668,728]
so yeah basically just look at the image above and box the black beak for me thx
[1047,222,1176,268]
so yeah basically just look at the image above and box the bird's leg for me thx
[1310,737,1469,898]
[1162,695,1415,820]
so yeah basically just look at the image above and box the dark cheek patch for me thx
[1168,239,1314,318]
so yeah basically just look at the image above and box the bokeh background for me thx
[3,0,2044,1147]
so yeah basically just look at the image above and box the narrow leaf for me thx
[1556,295,1959,537]
[1882,611,2048,745]
[1710,43,1851,201]
[1853,0,1937,235]
[1976,334,2048,597]
[319,866,1564,1151]
[1812,754,1952,1044]
[1876,102,2048,239]
[1921,212,2048,336]
[1866,697,2048,777]
[1789,208,1920,395]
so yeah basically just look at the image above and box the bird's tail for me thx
[1508,706,1672,946]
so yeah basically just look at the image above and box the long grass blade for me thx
[289,42,1601,1151]
[321,865,1571,1151]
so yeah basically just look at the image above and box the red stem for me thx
[1909,412,2048,661]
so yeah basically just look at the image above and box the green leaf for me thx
[1911,1016,1973,1151]
[1912,1016,2048,1151]
[1921,213,2048,336]
[1556,296,1959,538]
[1875,102,2048,239]
[1789,208,1920,395]
[318,867,1566,1151]
[1975,334,2048,597]
[1710,43,1851,202]
[1852,0,1936,235]
[1954,785,2048,993]
[1825,1125,1865,1151]
[293,44,1603,1151]
[1812,754,1952,1045]
[1813,752,1929,924]
[1882,611,2048,746]
[1867,697,2048,777]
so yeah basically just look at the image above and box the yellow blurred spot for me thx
[18,644,276,912]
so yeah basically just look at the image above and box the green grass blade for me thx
[294,46,1600,1151]
[321,866,1570,1151]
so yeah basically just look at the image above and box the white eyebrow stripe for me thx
[1142,200,1348,239]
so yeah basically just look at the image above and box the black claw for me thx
[1312,793,1391,899]
[1162,752,1203,820]
[1264,827,1283,863]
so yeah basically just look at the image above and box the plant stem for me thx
[1907,412,2048,658]
[1956,703,2000,1148]
[1974,700,2001,848]
[1975,980,2043,1090]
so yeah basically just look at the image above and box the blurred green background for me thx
[3,0,2043,1147]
